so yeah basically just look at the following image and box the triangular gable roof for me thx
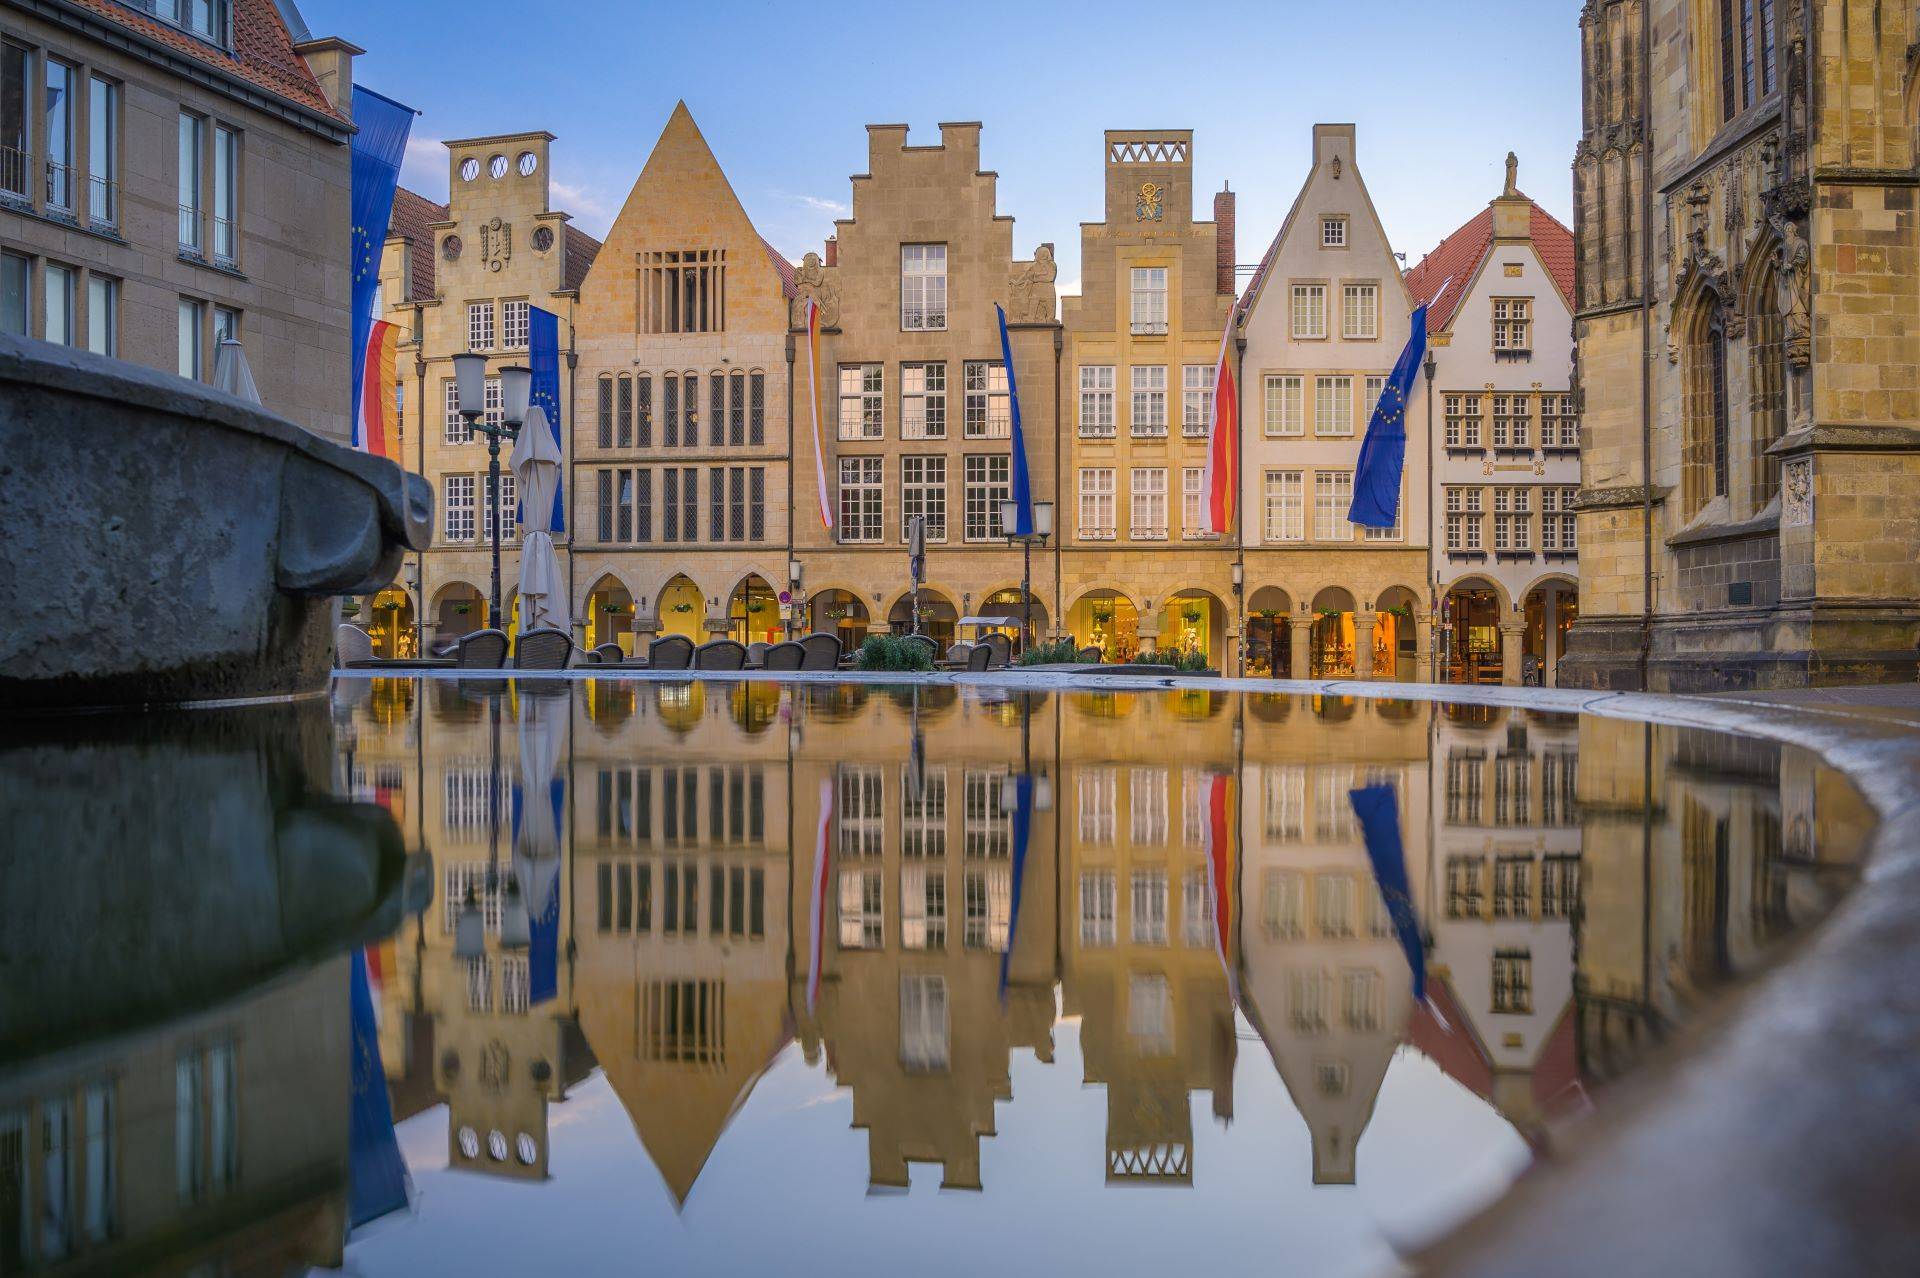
[1238,135,1413,323]
[1404,198,1575,333]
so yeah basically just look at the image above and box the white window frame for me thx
[1182,467,1215,540]
[1314,375,1354,436]
[501,298,530,349]
[1263,469,1303,542]
[900,243,947,331]
[1181,364,1215,436]
[1313,470,1354,541]
[1342,283,1378,339]
[443,379,469,443]
[1079,364,1115,437]
[963,454,1009,542]
[963,361,1010,439]
[1129,466,1167,540]
[901,454,947,544]
[1078,467,1116,540]
[1290,283,1327,339]
[838,456,883,543]
[901,361,946,440]
[1264,374,1303,436]
[443,473,476,542]
[466,301,494,352]
[1129,365,1167,437]
[1320,216,1347,248]
[839,363,883,441]
[1129,266,1167,335]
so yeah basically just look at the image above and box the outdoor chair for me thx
[799,633,842,671]
[982,633,1013,669]
[455,629,510,669]
[945,643,973,665]
[1077,646,1104,664]
[334,624,374,667]
[694,639,748,671]
[594,643,626,665]
[648,635,695,671]
[745,641,770,667]
[514,628,573,671]
[763,641,806,672]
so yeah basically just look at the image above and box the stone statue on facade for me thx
[1503,151,1519,198]
[1776,218,1812,367]
[1009,243,1057,323]
[792,251,841,329]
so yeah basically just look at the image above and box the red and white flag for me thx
[1201,770,1239,1006]
[802,296,834,532]
[1202,320,1239,534]
[806,774,834,1015]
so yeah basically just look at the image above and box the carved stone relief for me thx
[1782,457,1813,527]
[1008,243,1057,323]
[792,251,841,329]
[480,218,511,273]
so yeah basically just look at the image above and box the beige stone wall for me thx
[0,9,351,439]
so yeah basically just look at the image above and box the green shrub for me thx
[1015,638,1092,666]
[855,633,935,672]
[1128,648,1211,672]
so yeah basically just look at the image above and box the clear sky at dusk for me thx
[301,0,1582,297]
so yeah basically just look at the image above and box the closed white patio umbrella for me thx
[212,336,261,405]
[509,404,567,633]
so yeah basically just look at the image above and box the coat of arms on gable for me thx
[481,217,512,273]
[1136,182,1164,222]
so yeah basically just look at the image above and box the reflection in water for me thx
[0,678,1872,1273]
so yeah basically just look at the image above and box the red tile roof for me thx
[760,236,797,298]
[387,187,447,301]
[73,0,343,122]
[1404,198,1575,333]
[563,224,602,292]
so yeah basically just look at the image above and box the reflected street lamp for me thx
[453,352,532,632]
[997,499,1053,655]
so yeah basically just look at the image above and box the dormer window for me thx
[1321,217,1347,248]
[135,1,231,47]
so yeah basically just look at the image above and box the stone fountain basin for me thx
[0,335,430,710]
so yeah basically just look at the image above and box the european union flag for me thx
[348,87,414,439]
[347,948,410,1228]
[1350,785,1425,1001]
[1349,302,1429,528]
[995,304,1034,537]
[527,305,565,532]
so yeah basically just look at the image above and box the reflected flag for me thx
[1202,320,1239,534]
[802,296,833,531]
[348,948,411,1230]
[1348,301,1429,528]
[1201,770,1239,1004]
[1350,784,1426,1002]
[354,318,401,461]
[997,773,1035,1001]
[806,774,834,1015]
[347,86,414,446]
[995,304,1035,537]
[526,305,566,533]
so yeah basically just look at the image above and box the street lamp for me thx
[453,352,531,632]
[997,499,1053,654]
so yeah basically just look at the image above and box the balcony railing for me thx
[0,145,29,201]
[179,204,203,255]
[87,173,116,228]
[1130,320,1168,336]
[44,160,73,213]
[213,216,236,267]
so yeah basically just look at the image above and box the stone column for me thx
[1541,587,1560,687]
[1417,618,1435,683]
[1289,619,1310,680]
[704,615,731,639]
[633,613,661,647]
[1138,622,1161,656]
[869,618,893,637]
[1355,612,1377,681]
[1500,621,1526,686]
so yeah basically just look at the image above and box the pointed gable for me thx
[1406,201,1576,333]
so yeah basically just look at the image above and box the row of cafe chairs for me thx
[341,626,865,674]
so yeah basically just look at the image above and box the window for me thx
[642,248,725,333]
[1541,486,1578,551]
[1079,467,1116,539]
[1758,0,1777,97]
[175,1042,237,1206]
[1129,467,1167,540]
[86,274,116,354]
[1445,487,1485,552]
[1494,486,1532,552]
[213,305,238,346]
[901,361,946,439]
[482,375,503,432]
[1543,393,1579,448]
[443,380,469,443]
[1313,471,1352,541]
[1321,216,1347,247]
[44,60,72,211]
[838,867,882,949]
[443,474,475,541]
[211,124,237,265]
[900,975,949,1071]
[902,455,946,543]
[1492,948,1533,1013]
[749,371,763,445]
[661,467,697,542]
[837,767,884,858]
[1182,364,1215,436]
[900,243,946,330]
[1494,855,1533,919]
[1492,297,1531,351]
[480,472,517,545]
[683,373,703,446]
[1129,974,1173,1055]
[87,77,115,225]
[1290,969,1331,1034]
[1080,871,1117,947]
[177,297,203,379]
[466,301,494,351]
[1079,364,1115,437]
[1078,768,1116,843]
[964,454,1009,541]
[1342,284,1378,339]
[163,0,232,43]
[1129,767,1168,846]
[708,372,726,447]
[2,43,31,200]
[595,467,649,543]
[1314,375,1353,436]
[1130,365,1167,436]
[1364,375,1386,422]
[1130,870,1169,945]
[1182,467,1214,539]
[1542,855,1582,918]
[963,866,1010,951]
[838,364,882,440]
[1,251,26,334]
[839,456,882,542]
[177,113,203,252]
[902,766,947,859]
[1264,374,1303,436]
[1445,393,1484,447]
[1130,266,1167,334]
[1362,473,1402,542]
[43,263,72,344]
[1291,284,1327,338]
[1343,969,1382,1032]
[1264,469,1303,541]
[963,361,1009,438]
[501,298,529,349]
[1262,868,1305,939]
[1494,751,1532,825]
[1492,394,1532,448]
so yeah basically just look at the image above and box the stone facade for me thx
[1236,125,1432,681]
[568,103,794,656]
[0,2,356,441]
[1564,0,1920,690]
[371,131,599,653]
[790,122,1060,651]
[1059,130,1238,667]
[1407,160,1583,686]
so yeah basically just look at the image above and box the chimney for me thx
[1213,183,1236,296]
[824,236,838,267]
[293,37,362,115]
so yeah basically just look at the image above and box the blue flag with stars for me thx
[995,304,1034,537]
[348,86,414,441]
[528,305,566,532]
[1349,302,1428,528]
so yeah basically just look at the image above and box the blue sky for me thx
[303,0,1582,296]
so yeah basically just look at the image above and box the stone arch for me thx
[1245,586,1294,678]
[1156,588,1228,667]
[806,586,871,647]
[430,580,488,643]
[1739,230,1788,513]
[976,584,1049,651]
[1307,587,1358,678]
[1371,585,1423,681]
[887,587,960,649]
[654,572,706,641]
[1065,587,1140,661]
[582,571,637,653]
[1441,574,1511,684]
[1672,260,1734,519]
[726,572,784,645]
